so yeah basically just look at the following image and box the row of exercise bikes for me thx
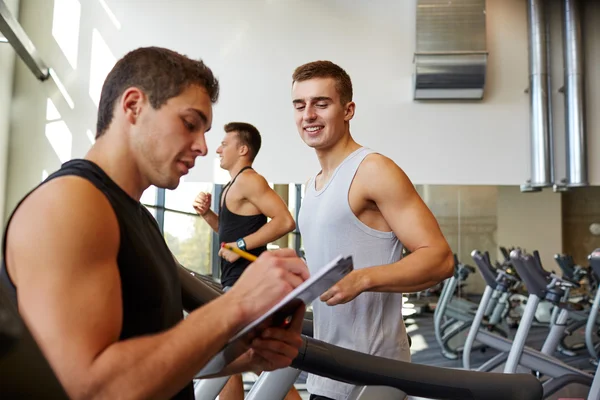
[432,246,600,399]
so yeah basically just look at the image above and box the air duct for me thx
[522,0,553,192]
[413,0,488,100]
[562,0,587,187]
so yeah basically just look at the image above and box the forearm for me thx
[361,247,454,294]
[202,210,219,232]
[243,216,295,250]
[204,351,253,378]
[82,295,246,400]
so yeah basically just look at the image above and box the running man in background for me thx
[194,122,298,400]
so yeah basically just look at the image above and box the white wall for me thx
[5,0,600,218]
[497,186,563,272]
[0,0,20,224]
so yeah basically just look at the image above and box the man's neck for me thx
[85,135,147,201]
[228,160,253,180]
[315,134,362,177]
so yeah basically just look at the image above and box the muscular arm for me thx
[357,156,454,293]
[201,209,219,232]
[238,173,296,250]
[5,178,254,400]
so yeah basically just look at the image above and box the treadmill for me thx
[0,264,544,400]
[179,265,544,400]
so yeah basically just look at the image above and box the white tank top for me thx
[298,147,411,400]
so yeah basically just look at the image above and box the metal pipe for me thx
[527,0,552,188]
[562,0,587,187]
[544,1,555,186]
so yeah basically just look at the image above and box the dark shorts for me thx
[309,395,334,400]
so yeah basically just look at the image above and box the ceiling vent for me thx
[413,0,488,100]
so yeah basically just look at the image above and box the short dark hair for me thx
[95,46,220,138]
[224,122,262,162]
[292,60,353,105]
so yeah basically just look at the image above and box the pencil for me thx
[221,242,258,262]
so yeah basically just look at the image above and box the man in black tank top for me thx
[1,47,309,400]
[193,122,297,400]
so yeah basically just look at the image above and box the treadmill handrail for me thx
[178,265,222,311]
[293,336,543,400]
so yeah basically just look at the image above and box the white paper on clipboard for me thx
[194,254,354,378]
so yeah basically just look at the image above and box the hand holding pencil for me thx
[219,242,257,263]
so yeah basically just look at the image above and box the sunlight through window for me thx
[140,186,157,206]
[97,0,121,30]
[86,129,95,145]
[45,121,73,163]
[49,69,75,109]
[46,98,61,121]
[166,181,212,215]
[89,29,116,108]
[41,170,49,181]
[52,0,81,69]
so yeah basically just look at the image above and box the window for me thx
[164,210,212,275]
[140,185,158,207]
[140,186,158,220]
[163,181,214,276]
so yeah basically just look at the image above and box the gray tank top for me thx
[298,147,411,400]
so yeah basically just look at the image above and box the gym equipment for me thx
[502,250,584,373]
[589,362,600,400]
[179,264,544,400]
[0,283,70,399]
[552,253,596,356]
[464,249,593,398]
[587,249,600,400]
[587,250,600,363]
[554,253,594,289]
[433,255,507,360]
[250,335,544,400]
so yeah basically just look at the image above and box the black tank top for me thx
[0,159,193,400]
[218,167,268,287]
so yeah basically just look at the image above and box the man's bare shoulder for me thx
[6,176,120,280]
[10,175,117,223]
[236,169,270,192]
[356,153,413,190]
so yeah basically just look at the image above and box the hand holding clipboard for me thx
[195,254,353,378]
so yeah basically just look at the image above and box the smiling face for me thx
[292,77,354,150]
[130,84,213,190]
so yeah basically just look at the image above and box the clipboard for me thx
[194,254,354,378]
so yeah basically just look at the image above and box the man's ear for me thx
[121,87,146,124]
[238,144,249,157]
[344,101,356,122]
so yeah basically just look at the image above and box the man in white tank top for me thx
[291,61,455,400]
